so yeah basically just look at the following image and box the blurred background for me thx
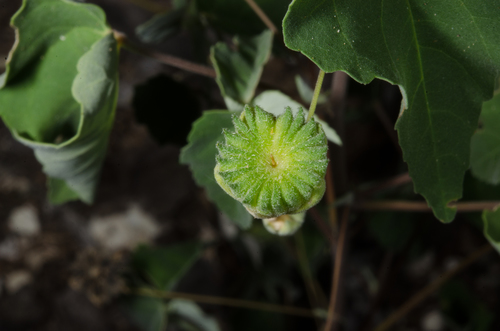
[1,0,499,330]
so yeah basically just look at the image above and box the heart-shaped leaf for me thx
[283,0,500,222]
[0,0,119,204]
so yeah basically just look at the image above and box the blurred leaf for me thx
[295,75,327,105]
[136,6,186,44]
[440,280,494,331]
[253,90,342,145]
[196,0,290,36]
[133,75,201,145]
[167,299,221,331]
[482,207,500,255]
[180,110,253,229]
[471,93,500,185]
[210,30,273,110]
[122,296,169,331]
[0,0,118,204]
[368,212,416,252]
[283,0,500,223]
[132,242,202,290]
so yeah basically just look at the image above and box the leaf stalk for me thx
[307,70,326,121]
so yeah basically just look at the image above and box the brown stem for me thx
[244,0,279,34]
[131,287,317,318]
[120,33,216,78]
[373,244,494,331]
[354,200,500,212]
[324,206,350,331]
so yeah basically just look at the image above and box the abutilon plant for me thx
[214,105,328,219]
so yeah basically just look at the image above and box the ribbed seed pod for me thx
[214,105,328,219]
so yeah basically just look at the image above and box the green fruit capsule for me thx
[214,105,328,219]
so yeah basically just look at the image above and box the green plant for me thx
[1,0,500,330]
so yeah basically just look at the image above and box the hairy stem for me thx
[307,70,326,121]
[373,244,494,331]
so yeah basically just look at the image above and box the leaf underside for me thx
[283,0,500,222]
[0,0,119,204]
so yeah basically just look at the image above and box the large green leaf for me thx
[471,93,500,185]
[0,0,118,204]
[180,111,253,229]
[210,30,273,111]
[132,242,202,291]
[283,0,500,222]
[482,207,500,255]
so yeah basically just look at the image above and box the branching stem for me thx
[307,70,326,121]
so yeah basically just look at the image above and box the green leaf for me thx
[283,0,500,222]
[167,299,221,331]
[471,93,500,185]
[132,242,202,291]
[482,206,500,255]
[180,111,253,229]
[0,0,118,204]
[122,296,169,331]
[210,30,273,111]
[253,90,342,145]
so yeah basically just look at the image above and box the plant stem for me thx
[130,287,318,318]
[324,206,350,331]
[373,244,494,331]
[118,32,216,78]
[307,70,326,121]
[244,0,279,34]
[354,200,500,212]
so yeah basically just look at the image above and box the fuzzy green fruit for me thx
[214,105,328,219]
